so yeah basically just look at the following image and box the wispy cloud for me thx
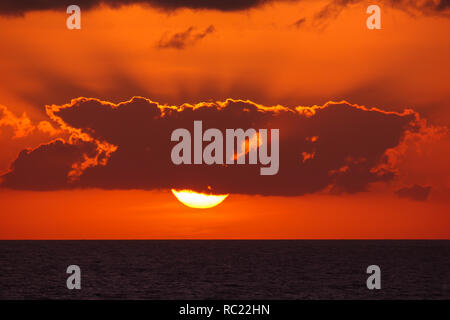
[157,25,216,49]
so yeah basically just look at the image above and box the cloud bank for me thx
[1,0,448,16]
[0,0,284,15]
[1,97,422,196]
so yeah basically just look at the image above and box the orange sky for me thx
[1,190,449,239]
[0,0,449,239]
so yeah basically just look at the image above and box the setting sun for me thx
[171,189,229,209]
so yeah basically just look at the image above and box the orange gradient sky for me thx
[0,0,449,239]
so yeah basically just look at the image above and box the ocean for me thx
[0,240,449,299]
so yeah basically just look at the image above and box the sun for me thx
[171,189,229,209]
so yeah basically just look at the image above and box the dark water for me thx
[0,240,449,299]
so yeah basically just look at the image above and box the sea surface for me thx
[0,240,449,299]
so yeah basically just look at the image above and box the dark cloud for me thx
[328,0,450,16]
[2,0,448,17]
[1,97,421,196]
[295,0,450,29]
[157,25,215,49]
[1,139,98,190]
[395,184,432,201]
[0,0,283,15]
